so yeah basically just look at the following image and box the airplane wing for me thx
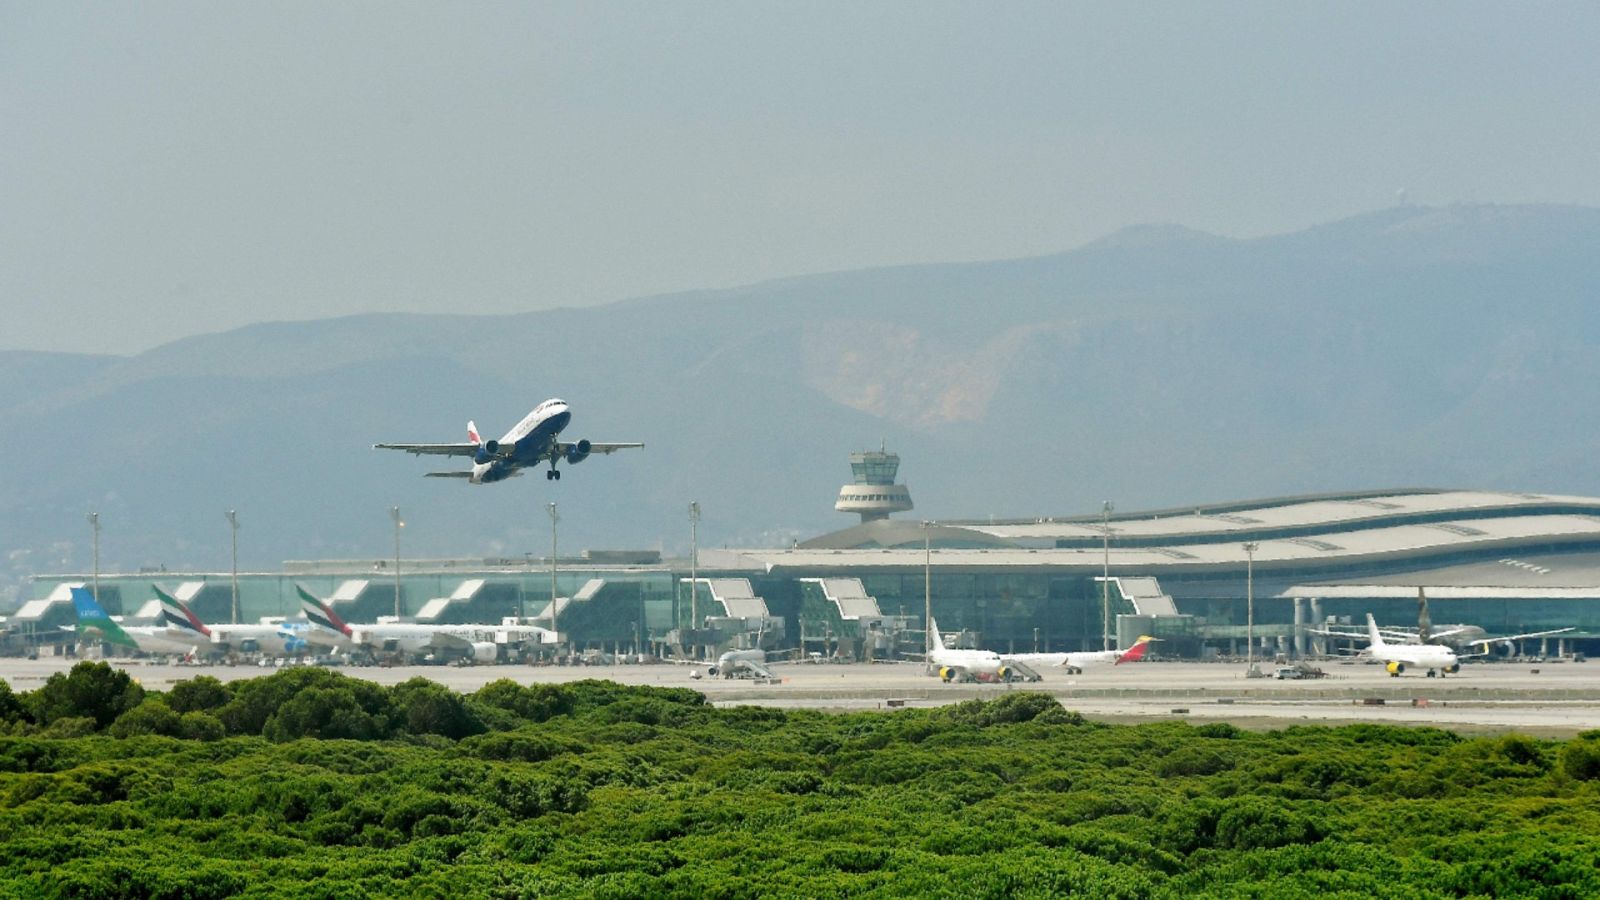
[583,442,645,454]
[734,659,775,679]
[374,442,480,458]
[426,632,477,651]
[1002,652,1066,667]
[1465,627,1576,648]
[425,471,475,479]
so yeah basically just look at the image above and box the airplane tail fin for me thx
[297,584,352,637]
[927,615,945,653]
[154,585,211,638]
[1115,635,1155,664]
[467,421,482,444]
[69,586,138,648]
[1366,613,1385,648]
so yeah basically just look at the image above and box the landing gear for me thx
[546,469,561,480]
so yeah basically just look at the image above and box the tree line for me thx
[2,662,1599,897]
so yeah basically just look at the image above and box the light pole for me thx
[390,507,404,619]
[921,520,932,664]
[548,501,560,645]
[689,501,700,658]
[1243,542,1259,671]
[226,510,240,624]
[86,512,100,604]
[1102,500,1114,651]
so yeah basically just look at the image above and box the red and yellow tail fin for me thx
[1115,636,1155,664]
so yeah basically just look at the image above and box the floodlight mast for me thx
[689,501,700,660]
[1243,542,1260,671]
[1101,501,1113,651]
[226,510,240,624]
[548,502,560,647]
[87,512,101,606]
[390,507,404,618]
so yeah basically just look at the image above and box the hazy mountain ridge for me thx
[3,203,1598,602]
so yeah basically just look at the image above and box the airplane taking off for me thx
[1005,635,1156,674]
[1363,612,1460,677]
[374,398,643,483]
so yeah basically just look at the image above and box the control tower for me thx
[835,449,914,523]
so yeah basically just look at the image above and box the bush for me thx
[1558,739,1600,781]
[264,686,392,741]
[166,676,231,713]
[472,680,574,723]
[178,711,225,742]
[222,668,394,738]
[26,662,144,730]
[0,680,26,725]
[392,678,485,740]
[110,698,182,738]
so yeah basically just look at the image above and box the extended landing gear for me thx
[546,469,561,481]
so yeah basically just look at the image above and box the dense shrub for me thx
[392,678,485,740]
[166,675,231,713]
[1,674,1596,897]
[109,698,182,738]
[26,662,144,730]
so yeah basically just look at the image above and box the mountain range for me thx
[4,203,1599,604]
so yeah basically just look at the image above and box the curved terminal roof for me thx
[961,490,1600,546]
[751,490,1600,578]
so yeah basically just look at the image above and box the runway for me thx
[6,656,1600,737]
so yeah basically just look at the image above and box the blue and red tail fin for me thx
[297,584,352,637]
[153,585,211,638]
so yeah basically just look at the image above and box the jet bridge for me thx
[416,579,487,623]
[678,578,785,652]
[797,577,916,659]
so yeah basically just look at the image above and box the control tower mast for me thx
[835,448,914,523]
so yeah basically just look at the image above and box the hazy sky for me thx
[5,2,1598,355]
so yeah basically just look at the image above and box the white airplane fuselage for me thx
[208,622,311,656]
[471,399,572,484]
[1366,613,1459,676]
[120,625,205,656]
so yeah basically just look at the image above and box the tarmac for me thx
[6,656,1600,737]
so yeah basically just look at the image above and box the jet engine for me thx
[469,642,499,664]
[705,665,720,678]
[1386,661,1406,676]
[997,666,1016,682]
[474,440,503,465]
[564,439,592,465]
[1443,662,1461,674]
[938,666,961,683]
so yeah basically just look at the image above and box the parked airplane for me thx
[926,616,1024,683]
[296,585,555,663]
[68,586,201,654]
[1363,612,1460,677]
[153,586,311,656]
[1005,635,1156,674]
[374,397,643,483]
[1319,588,1574,656]
[295,585,356,653]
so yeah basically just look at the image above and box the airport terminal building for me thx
[15,457,1600,660]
